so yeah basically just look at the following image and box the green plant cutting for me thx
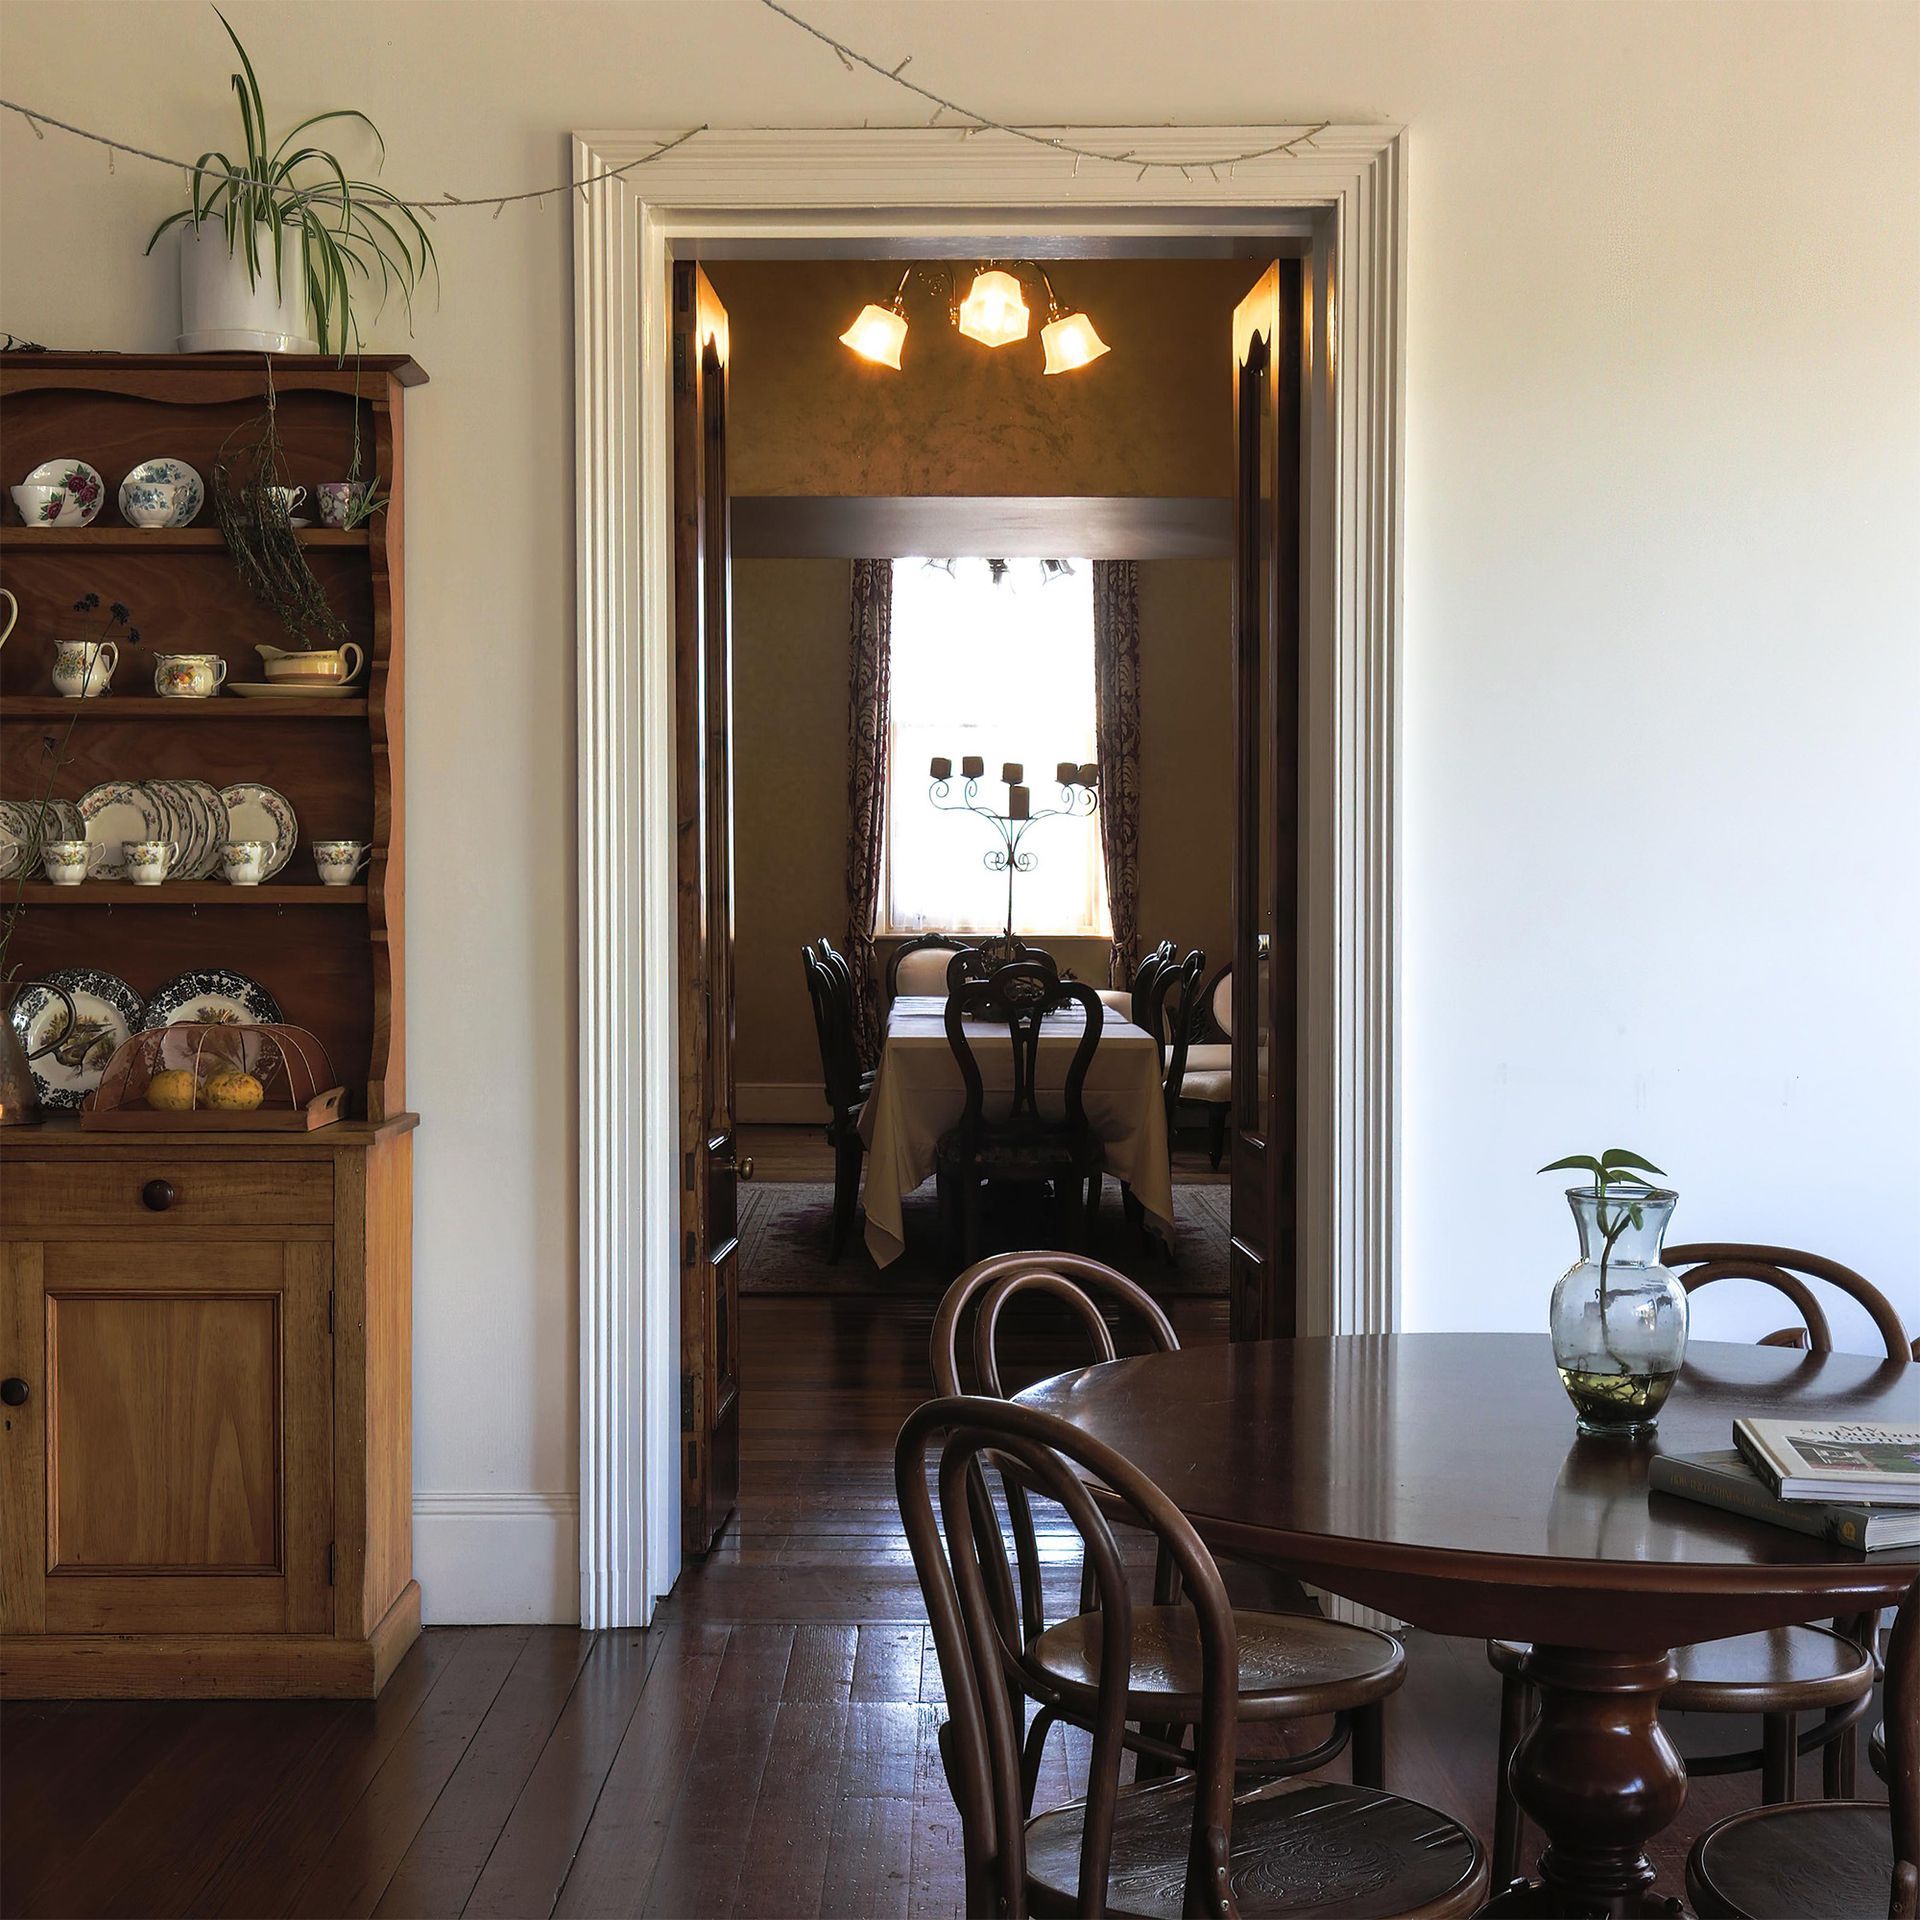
[1540,1145,1667,1344]
[144,9,437,358]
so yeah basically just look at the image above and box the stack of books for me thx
[1650,1418,1920,1552]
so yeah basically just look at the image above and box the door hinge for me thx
[680,1370,695,1433]
[672,329,690,396]
[684,1149,696,1191]
[326,1541,336,1586]
[683,1229,696,1269]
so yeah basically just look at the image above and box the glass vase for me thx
[1549,1185,1688,1436]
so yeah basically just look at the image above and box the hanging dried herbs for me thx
[213,360,348,650]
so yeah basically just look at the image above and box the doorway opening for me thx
[673,244,1306,1565]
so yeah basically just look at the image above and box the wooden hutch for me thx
[0,353,422,1697]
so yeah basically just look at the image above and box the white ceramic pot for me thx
[176,220,318,355]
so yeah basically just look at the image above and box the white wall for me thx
[2,0,1914,1620]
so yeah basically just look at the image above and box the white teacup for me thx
[124,838,179,886]
[11,483,71,526]
[259,485,307,520]
[42,838,99,886]
[313,839,371,886]
[220,838,270,887]
[123,481,186,528]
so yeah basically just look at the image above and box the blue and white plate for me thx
[23,458,105,526]
[10,968,145,1108]
[139,968,282,1032]
[117,457,205,528]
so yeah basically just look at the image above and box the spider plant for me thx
[145,9,436,358]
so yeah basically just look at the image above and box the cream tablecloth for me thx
[858,995,1175,1267]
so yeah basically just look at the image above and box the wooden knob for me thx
[141,1178,177,1212]
[0,1378,28,1407]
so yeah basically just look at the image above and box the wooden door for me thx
[0,1238,333,1635]
[1227,260,1305,1342]
[673,262,744,1560]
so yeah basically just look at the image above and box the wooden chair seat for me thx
[1025,1774,1486,1920]
[1491,1624,1875,1711]
[1030,1605,1404,1723]
[1686,1801,1894,1919]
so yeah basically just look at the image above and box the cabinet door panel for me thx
[2,1239,333,1635]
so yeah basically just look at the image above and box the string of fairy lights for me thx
[0,0,1329,218]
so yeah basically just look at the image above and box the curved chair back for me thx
[896,1394,1238,1920]
[887,932,969,1004]
[1148,948,1206,1133]
[932,1252,1180,1648]
[944,964,1101,1157]
[1662,1244,1910,1362]
[1128,939,1175,1033]
[802,940,865,1119]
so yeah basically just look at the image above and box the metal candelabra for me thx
[925,757,1100,938]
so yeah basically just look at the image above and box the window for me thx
[883,557,1111,938]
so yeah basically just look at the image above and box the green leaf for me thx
[1600,1149,1666,1177]
[1539,1155,1603,1176]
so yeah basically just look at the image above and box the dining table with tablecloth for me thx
[857,994,1173,1267]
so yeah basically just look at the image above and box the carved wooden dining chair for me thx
[1488,1243,1911,1884]
[933,1251,1406,1815]
[1095,939,1174,1033]
[1687,1578,1916,1920]
[1173,960,1236,1168]
[1095,948,1205,1245]
[935,963,1102,1264]
[897,1390,1489,1919]
[886,931,970,1006]
[800,939,870,1261]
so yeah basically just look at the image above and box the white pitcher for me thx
[52,637,117,699]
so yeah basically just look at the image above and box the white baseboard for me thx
[737,1081,828,1125]
[413,1491,580,1625]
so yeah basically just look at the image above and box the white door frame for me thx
[572,124,1407,1628]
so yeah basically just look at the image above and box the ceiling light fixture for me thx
[836,261,1109,375]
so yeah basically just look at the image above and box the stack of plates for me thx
[64,779,297,882]
[0,798,85,880]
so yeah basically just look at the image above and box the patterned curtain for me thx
[1092,560,1143,987]
[844,559,893,1060]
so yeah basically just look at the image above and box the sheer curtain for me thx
[844,559,892,1059]
[883,558,1109,941]
[1092,560,1142,986]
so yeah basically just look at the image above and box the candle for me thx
[929,756,952,781]
[961,755,985,780]
[1008,785,1030,820]
[1077,762,1099,787]
[1055,760,1078,787]
[1001,761,1024,786]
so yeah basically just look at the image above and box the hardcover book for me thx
[1649,1449,1920,1552]
[1731,1419,1920,1507]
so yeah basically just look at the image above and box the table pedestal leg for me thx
[1488,1644,1688,1920]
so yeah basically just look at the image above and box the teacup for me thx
[317,480,372,529]
[11,483,70,526]
[259,485,307,521]
[123,481,185,528]
[51,636,117,698]
[313,839,372,886]
[124,838,179,886]
[220,838,270,887]
[153,651,228,699]
[41,838,99,886]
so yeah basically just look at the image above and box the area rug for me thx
[737,1178,1230,1297]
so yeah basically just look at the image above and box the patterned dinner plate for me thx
[77,780,163,880]
[219,782,298,879]
[117,457,205,528]
[139,968,283,1032]
[10,968,145,1108]
[22,458,106,527]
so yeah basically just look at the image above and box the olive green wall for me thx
[735,557,1232,1105]
[706,259,1251,498]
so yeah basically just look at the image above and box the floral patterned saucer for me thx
[116,457,205,528]
[22,458,105,527]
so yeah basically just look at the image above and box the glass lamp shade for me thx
[955,269,1030,347]
[839,303,908,369]
[1041,310,1111,374]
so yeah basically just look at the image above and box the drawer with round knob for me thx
[2,1157,334,1233]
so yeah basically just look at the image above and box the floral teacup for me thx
[313,839,372,886]
[153,651,228,699]
[123,482,186,528]
[10,483,69,525]
[124,838,179,887]
[220,838,270,887]
[317,480,372,529]
[42,838,100,886]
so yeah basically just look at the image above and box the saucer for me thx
[227,681,357,700]
[22,457,105,526]
[117,457,205,527]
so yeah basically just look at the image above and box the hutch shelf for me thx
[1,352,424,1699]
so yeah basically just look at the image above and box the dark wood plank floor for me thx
[2,1270,1886,1917]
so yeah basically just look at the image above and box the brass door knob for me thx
[141,1178,176,1212]
[714,1153,755,1181]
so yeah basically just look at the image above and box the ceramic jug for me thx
[256,641,365,686]
[52,637,117,699]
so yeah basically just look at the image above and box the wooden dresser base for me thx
[0,1580,420,1701]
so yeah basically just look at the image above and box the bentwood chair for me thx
[935,962,1103,1264]
[1488,1243,1911,1884]
[897,1392,1489,1919]
[933,1250,1405,1816]
[1687,1579,1917,1920]
[886,931,970,1007]
[800,939,870,1261]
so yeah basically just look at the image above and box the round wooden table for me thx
[1012,1332,1918,1918]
